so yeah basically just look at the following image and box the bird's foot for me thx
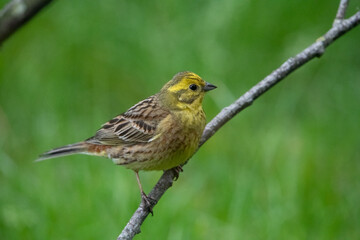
[140,191,157,216]
[172,165,184,181]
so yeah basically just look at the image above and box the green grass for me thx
[1,0,360,239]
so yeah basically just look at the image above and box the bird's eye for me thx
[189,84,198,91]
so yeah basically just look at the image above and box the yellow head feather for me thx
[159,71,216,111]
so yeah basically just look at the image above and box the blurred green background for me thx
[1,0,360,239]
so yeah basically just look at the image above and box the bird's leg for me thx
[134,171,156,215]
[172,165,184,181]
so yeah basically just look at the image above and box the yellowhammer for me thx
[38,71,216,209]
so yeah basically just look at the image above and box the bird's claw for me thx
[141,191,157,215]
[172,165,184,181]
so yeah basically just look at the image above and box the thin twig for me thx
[117,3,360,240]
[202,12,360,146]
[0,0,53,45]
[335,0,349,21]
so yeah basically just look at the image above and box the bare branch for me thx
[118,6,360,240]
[118,173,175,239]
[0,0,53,45]
[202,11,360,145]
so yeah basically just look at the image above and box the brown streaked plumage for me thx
[37,71,217,210]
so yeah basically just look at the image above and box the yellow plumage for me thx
[38,71,216,208]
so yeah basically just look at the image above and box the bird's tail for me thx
[36,142,89,161]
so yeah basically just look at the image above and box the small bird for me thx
[38,71,216,210]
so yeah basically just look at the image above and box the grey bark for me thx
[0,0,53,45]
[335,0,349,23]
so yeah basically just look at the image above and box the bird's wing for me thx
[86,95,169,145]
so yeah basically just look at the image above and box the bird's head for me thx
[159,71,217,110]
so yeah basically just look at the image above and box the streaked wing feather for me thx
[87,95,169,145]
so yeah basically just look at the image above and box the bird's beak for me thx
[203,82,217,92]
